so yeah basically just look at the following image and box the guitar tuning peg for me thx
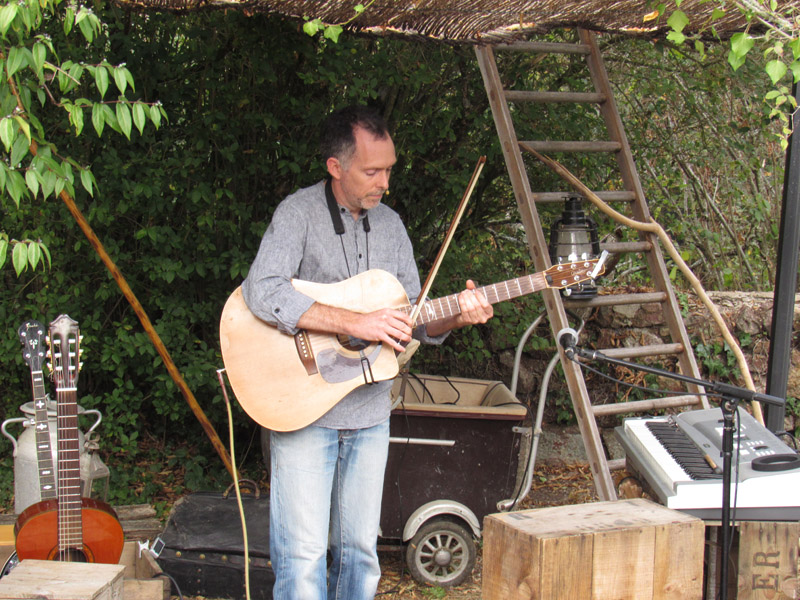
[562,287,572,296]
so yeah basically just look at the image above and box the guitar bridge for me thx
[294,330,318,376]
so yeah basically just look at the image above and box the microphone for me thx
[557,327,579,359]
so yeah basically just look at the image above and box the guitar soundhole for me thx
[57,547,89,562]
[337,335,370,352]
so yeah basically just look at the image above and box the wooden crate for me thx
[0,536,167,600]
[706,521,800,600]
[0,560,125,600]
[483,498,705,600]
[119,541,170,600]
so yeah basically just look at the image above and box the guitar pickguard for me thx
[316,342,383,384]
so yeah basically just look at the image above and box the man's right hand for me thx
[297,303,412,353]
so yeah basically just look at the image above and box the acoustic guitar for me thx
[14,315,124,564]
[219,257,605,432]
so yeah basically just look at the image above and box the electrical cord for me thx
[152,572,185,600]
[217,368,251,600]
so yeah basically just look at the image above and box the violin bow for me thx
[410,155,486,325]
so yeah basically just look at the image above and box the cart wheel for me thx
[405,519,476,587]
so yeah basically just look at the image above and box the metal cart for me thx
[380,373,533,587]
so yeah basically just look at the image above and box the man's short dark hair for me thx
[320,105,389,166]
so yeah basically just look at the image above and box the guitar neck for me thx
[31,371,56,501]
[57,387,83,550]
[407,271,549,326]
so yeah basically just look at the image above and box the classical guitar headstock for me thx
[544,251,608,291]
[48,314,82,390]
[18,320,46,373]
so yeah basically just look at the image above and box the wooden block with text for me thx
[483,498,704,600]
[736,520,799,600]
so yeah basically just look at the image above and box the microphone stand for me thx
[565,344,785,600]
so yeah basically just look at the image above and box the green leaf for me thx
[24,168,39,197]
[12,242,27,276]
[149,104,162,129]
[41,168,57,198]
[0,117,15,152]
[95,65,109,99]
[80,167,94,196]
[302,18,321,36]
[113,66,128,95]
[69,104,84,135]
[132,102,146,135]
[0,3,18,36]
[78,14,94,43]
[728,50,746,71]
[13,116,30,144]
[6,169,25,207]
[92,102,105,136]
[766,60,788,84]
[667,10,689,33]
[0,236,7,270]
[27,240,40,269]
[666,30,685,45]
[730,32,755,58]
[6,46,25,77]
[323,25,343,43]
[789,39,800,60]
[10,134,29,166]
[31,42,46,76]
[116,102,132,139]
[790,59,800,83]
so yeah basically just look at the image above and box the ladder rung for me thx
[598,343,685,359]
[563,291,666,308]
[607,458,627,471]
[533,191,635,203]
[505,90,605,104]
[600,241,652,254]
[521,140,621,153]
[494,41,590,55]
[592,395,703,417]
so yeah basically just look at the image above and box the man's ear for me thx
[326,157,342,180]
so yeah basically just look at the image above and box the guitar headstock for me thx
[48,314,81,390]
[544,254,607,290]
[18,320,46,373]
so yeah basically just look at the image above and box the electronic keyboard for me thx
[615,407,800,520]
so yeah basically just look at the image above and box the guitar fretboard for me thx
[57,386,83,550]
[31,370,56,500]
[404,272,549,326]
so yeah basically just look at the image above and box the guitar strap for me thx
[325,177,370,278]
[325,177,375,385]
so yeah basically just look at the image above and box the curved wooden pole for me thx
[56,189,235,477]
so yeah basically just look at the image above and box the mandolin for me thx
[14,315,124,564]
[17,320,57,505]
[220,257,606,432]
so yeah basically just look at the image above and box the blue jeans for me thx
[269,420,390,600]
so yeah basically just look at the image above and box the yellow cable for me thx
[218,369,251,600]
[527,147,764,423]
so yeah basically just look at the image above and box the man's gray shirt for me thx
[242,180,446,429]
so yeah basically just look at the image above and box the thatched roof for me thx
[112,0,799,43]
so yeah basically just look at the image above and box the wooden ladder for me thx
[475,29,708,501]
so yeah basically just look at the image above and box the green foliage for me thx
[0,0,165,274]
[655,0,800,146]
